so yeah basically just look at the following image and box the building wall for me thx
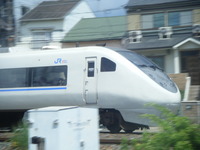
[20,20,63,44]
[127,14,140,31]
[181,101,200,124]
[127,8,200,30]
[13,0,58,42]
[193,9,200,24]
[18,1,95,49]
[126,6,200,75]
[0,0,15,47]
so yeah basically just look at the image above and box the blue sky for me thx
[86,0,129,17]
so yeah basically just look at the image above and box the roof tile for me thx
[21,0,80,21]
[62,16,127,42]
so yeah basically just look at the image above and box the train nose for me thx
[164,88,181,115]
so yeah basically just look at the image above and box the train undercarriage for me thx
[1,109,149,133]
[99,109,149,133]
[0,111,24,129]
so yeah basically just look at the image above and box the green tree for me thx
[10,122,28,150]
[121,104,200,150]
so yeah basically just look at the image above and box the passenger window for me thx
[0,68,28,88]
[32,66,67,86]
[87,61,95,77]
[0,65,67,89]
[101,57,116,72]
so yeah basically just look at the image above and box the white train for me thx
[0,46,180,132]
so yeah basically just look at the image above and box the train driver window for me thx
[101,57,116,72]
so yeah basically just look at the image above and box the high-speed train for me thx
[0,46,180,132]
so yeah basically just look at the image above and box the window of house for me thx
[142,14,153,29]
[31,31,52,49]
[21,6,30,15]
[154,13,165,28]
[142,13,164,29]
[142,10,192,29]
[168,11,192,26]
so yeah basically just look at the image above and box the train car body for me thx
[0,46,180,132]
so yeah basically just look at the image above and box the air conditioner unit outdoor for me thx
[128,30,142,43]
[159,27,173,39]
[192,24,200,37]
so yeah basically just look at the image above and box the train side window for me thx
[32,66,67,86]
[101,57,116,72]
[0,66,67,89]
[0,68,28,88]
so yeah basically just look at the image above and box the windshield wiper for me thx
[137,64,164,72]
[149,65,164,72]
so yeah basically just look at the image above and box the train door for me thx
[84,57,98,104]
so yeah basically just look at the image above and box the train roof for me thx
[0,46,129,56]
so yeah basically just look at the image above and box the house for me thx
[61,16,127,48]
[125,0,200,87]
[17,0,94,50]
[0,0,56,49]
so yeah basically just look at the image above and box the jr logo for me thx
[54,58,67,64]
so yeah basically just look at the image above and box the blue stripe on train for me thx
[0,87,67,92]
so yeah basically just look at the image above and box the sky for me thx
[85,0,129,17]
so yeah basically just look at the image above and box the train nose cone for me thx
[165,89,181,115]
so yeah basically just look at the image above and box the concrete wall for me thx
[181,101,200,124]
[127,14,140,31]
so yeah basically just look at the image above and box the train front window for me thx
[118,51,161,70]
[118,51,177,93]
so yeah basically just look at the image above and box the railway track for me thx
[0,132,13,142]
[0,128,158,150]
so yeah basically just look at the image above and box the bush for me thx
[121,104,200,150]
[9,122,28,150]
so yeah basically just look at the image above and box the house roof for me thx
[126,0,189,7]
[126,0,200,12]
[125,26,199,51]
[20,0,80,21]
[61,16,127,42]
[126,34,191,51]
